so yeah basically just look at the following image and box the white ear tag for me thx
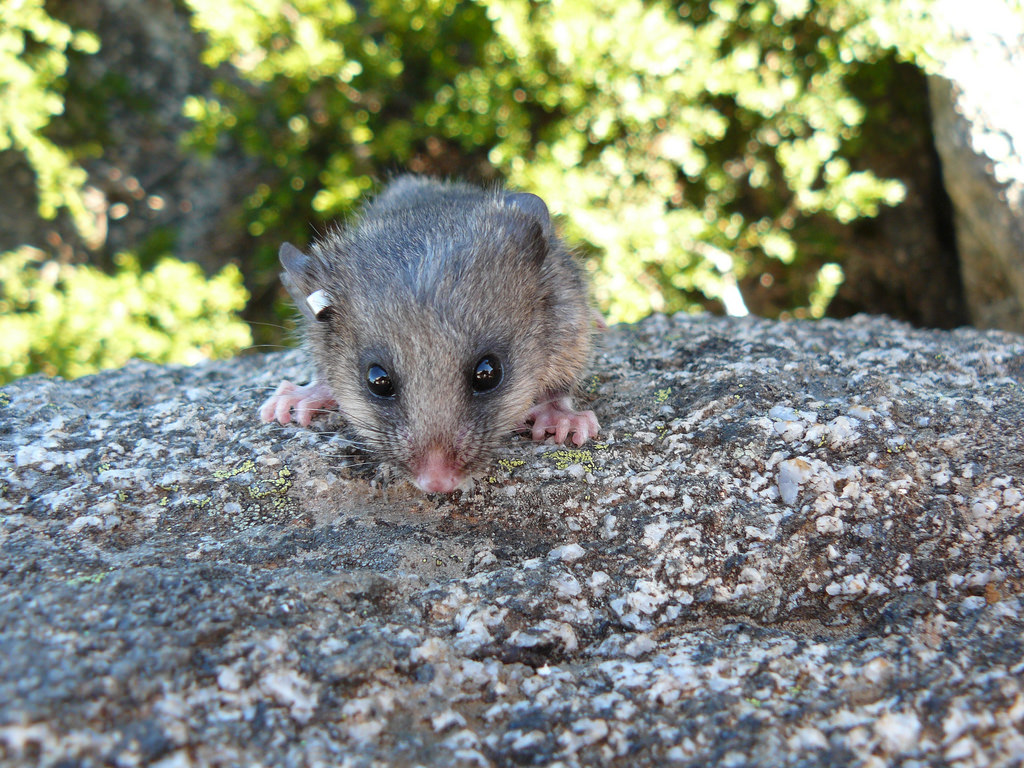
[306,289,332,320]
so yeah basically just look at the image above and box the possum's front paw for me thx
[524,396,600,446]
[260,380,338,427]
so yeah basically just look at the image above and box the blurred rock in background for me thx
[929,0,1024,334]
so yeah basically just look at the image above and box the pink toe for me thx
[259,399,274,423]
[276,399,293,425]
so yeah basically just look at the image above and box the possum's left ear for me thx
[279,242,335,322]
[506,192,553,240]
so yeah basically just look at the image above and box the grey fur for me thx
[279,175,594,479]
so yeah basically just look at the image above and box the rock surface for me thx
[2,313,1023,767]
[929,0,1024,334]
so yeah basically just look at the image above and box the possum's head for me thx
[278,190,559,492]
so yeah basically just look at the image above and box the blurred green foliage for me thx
[0,247,251,384]
[475,0,919,320]
[0,0,98,240]
[0,0,252,382]
[183,0,942,322]
[2,0,951,384]
[182,0,500,283]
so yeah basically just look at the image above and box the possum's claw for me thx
[260,380,338,427]
[524,396,600,446]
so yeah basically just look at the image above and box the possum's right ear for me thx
[279,242,334,322]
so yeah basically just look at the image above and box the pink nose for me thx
[414,450,464,493]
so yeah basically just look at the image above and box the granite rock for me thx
[1,313,1023,767]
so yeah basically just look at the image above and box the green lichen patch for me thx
[66,571,109,587]
[548,449,596,473]
[214,459,256,479]
[248,467,293,500]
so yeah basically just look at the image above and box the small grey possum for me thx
[260,175,599,493]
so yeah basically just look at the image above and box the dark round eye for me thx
[366,364,395,398]
[471,356,503,393]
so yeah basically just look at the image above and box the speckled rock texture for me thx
[2,313,1023,768]
[929,0,1024,334]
